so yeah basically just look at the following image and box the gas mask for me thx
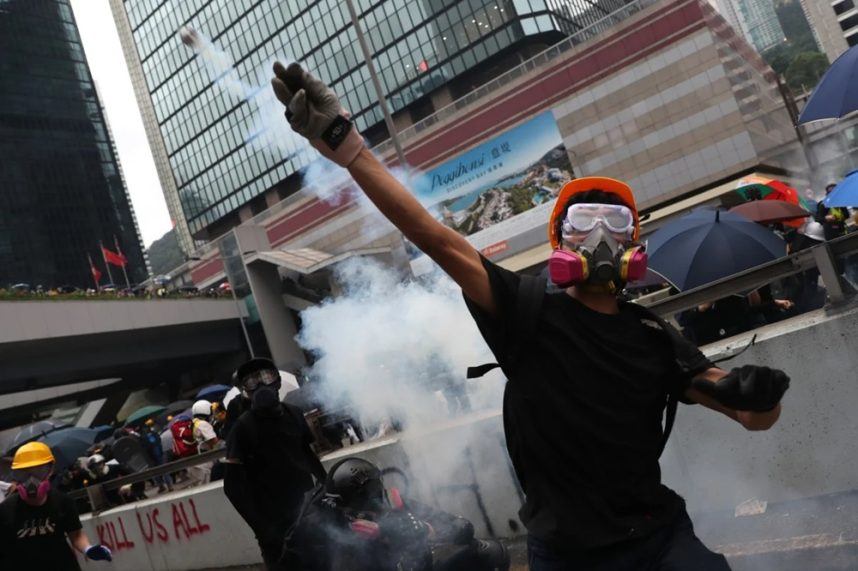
[13,464,53,505]
[242,368,282,416]
[548,203,647,290]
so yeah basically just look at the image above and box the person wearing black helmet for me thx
[284,457,510,571]
[223,357,327,570]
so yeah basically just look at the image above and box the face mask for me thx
[548,225,647,289]
[13,465,52,505]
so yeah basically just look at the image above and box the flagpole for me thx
[87,254,100,291]
[100,241,114,285]
[115,236,131,289]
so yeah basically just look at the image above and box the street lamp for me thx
[344,0,408,167]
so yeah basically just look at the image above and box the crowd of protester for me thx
[666,182,858,346]
[0,282,231,301]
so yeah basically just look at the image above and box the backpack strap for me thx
[467,275,547,379]
[622,302,688,458]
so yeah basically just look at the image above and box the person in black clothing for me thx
[0,443,112,570]
[268,64,790,570]
[85,454,143,505]
[816,182,849,242]
[222,370,251,439]
[224,357,327,570]
[284,457,509,571]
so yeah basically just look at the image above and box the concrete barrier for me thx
[78,304,858,569]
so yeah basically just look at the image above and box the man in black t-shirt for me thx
[0,442,112,570]
[269,64,790,570]
[224,358,327,570]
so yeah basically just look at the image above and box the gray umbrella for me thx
[7,419,70,454]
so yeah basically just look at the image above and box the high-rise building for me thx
[710,0,785,53]
[800,0,852,63]
[111,0,645,250]
[0,0,147,288]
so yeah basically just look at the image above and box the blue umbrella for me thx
[38,427,99,474]
[824,169,858,207]
[196,384,231,401]
[646,208,786,291]
[798,45,858,124]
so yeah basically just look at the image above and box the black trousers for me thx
[527,510,730,571]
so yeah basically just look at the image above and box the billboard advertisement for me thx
[409,111,573,270]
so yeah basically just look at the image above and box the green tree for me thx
[147,229,185,276]
[785,51,829,92]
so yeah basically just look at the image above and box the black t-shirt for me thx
[226,403,318,526]
[0,490,83,571]
[464,258,713,549]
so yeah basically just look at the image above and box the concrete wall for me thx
[79,304,858,569]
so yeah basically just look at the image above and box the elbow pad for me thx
[691,365,789,412]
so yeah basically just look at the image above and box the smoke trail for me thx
[179,25,432,228]
[179,26,309,163]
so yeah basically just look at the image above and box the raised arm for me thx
[271,62,495,315]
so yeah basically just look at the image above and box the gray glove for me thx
[271,62,365,167]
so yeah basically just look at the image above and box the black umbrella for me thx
[38,428,99,475]
[646,208,786,291]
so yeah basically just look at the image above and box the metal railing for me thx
[68,448,226,513]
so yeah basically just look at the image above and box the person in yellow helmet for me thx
[269,65,791,570]
[0,442,112,569]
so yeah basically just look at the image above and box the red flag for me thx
[101,246,127,267]
[88,254,102,284]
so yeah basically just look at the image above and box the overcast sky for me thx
[70,0,172,248]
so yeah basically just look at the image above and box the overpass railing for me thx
[68,448,226,514]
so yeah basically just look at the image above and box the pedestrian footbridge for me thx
[0,299,244,419]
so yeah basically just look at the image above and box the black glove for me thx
[378,511,430,546]
[691,365,789,412]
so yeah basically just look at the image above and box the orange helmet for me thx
[549,177,639,248]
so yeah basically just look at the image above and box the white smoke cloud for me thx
[181,25,501,436]
[297,258,502,433]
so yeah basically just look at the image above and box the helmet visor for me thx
[241,369,280,391]
[562,203,634,237]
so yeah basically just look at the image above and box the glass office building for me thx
[113,0,637,245]
[0,0,147,288]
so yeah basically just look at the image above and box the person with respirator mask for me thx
[266,62,790,570]
[223,357,327,570]
[0,442,112,569]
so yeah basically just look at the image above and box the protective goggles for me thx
[11,463,52,483]
[241,368,280,391]
[561,203,634,238]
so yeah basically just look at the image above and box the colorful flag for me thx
[88,254,102,285]
[101,246,128,267]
